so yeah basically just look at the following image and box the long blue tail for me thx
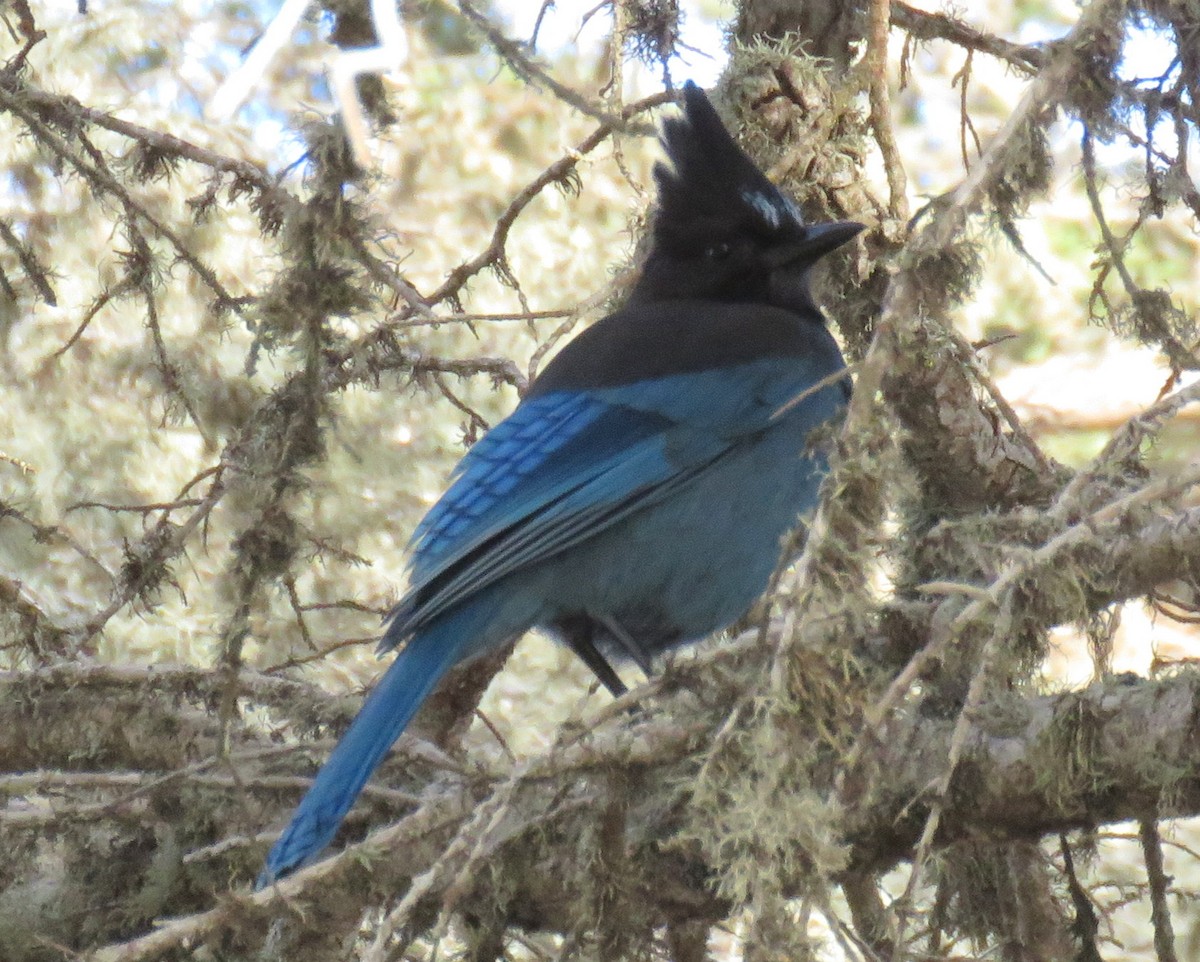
[256,612,472,887]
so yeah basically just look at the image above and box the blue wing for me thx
[406,391,642,570]
[385,358,841,648]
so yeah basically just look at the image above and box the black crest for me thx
[653,81,804,240]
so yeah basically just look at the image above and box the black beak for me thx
[765,220,865,270]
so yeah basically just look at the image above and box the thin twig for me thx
[425,91,671,310]
[867,0,909,221]
[453,0,652,137]
[889,2,1045,73]
[1140,819,1180,962]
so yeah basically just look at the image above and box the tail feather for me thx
[256,615,469,887]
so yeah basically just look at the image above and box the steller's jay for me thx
[258,81,862,886]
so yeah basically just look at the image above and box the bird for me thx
[257,81,862,886]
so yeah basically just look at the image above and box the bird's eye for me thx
[704,241,733,260]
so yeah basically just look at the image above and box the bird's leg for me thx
[559,616,628,698]
[598,615,654,679]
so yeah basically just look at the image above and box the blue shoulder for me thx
[407,390,668,578]
[529,301,844,396]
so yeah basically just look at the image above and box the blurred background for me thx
[1,1,1198,958]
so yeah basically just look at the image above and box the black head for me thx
[630,81,862,316]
